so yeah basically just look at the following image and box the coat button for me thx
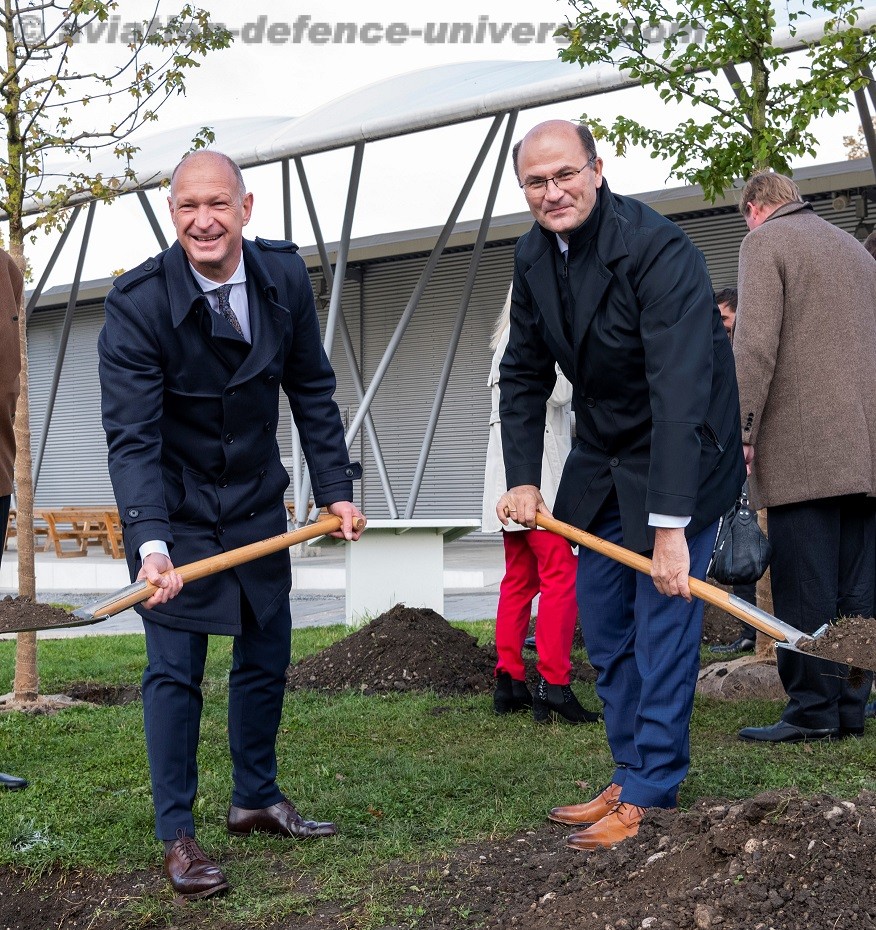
[225,433,234,443]
[227,388,237,397]
[248,511,256,519]
[265,375,277,384]
[263,422,271,432]
[143,260,154,271]
[345,468,353,477]
[127,508,140,518]
[218,525,226,535]
[218,478,228,488]
[609,457,619,467]
[259,469,267,479]
[585,397,596,408]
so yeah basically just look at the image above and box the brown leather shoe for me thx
[163,831,230,899]
[548,783,621,826]
[227,799,337,839]
[566,802,650,850]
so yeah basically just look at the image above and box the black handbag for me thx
[707,480,772,586]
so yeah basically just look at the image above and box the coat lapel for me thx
[568,184,630,352]
[228,241,287,388]
[522,236,574,374]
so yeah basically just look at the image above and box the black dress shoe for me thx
[227,799,337,839]
[164,831,229,899]
[738,720,839,743]
[493,671,532,715]
[532,675,601,724]
[523,635,537,650]
[709,636,755,655]
[0,772,27,791]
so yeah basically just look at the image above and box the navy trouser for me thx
[142,596,291,840]
[769,494,876,731]
[577,491,717,809]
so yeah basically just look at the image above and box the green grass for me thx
[1,623,875,927]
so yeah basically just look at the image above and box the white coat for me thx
[481,326,572,534]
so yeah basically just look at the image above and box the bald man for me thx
[497,121,744,850]
[99,151,364,898]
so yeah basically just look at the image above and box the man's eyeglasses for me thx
[520,157,596,194]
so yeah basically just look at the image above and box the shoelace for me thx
[608,801,646,823]
[174,829,205,862]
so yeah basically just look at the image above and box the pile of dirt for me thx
[797,614,876,672]
[0,595,75,633]
[287,603,497,695]
[2,790,876,929]
[286,603,596,696]
[388,789,876,930]
[701,600,748,647]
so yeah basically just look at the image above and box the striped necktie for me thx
[214,284,243,336]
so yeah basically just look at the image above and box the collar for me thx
[540,184,603,257]
[763,200,814,224]
[188,253,246,293]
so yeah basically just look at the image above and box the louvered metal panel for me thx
[357,246,514,520]
[27,302,113,507]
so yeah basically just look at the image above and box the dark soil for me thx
[797,613,876,672]
[3,599,872,929]
[285,603,596,695]
[3,791,876,929]
[65,682,141,705]
[0,595,76,634]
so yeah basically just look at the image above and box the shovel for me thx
[535,512,827,657]
[0,516,362,635]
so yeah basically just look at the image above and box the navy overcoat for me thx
[99,237,361,634]
[501,183,745,553]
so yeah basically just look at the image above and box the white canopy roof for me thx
[27,6,876,215]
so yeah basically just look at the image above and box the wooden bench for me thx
[4,509,51,552]
[36,508,124,559]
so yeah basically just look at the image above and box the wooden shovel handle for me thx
[535,512,797,644]
[77,516,363,620]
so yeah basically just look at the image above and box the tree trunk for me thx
[10,240,38,702]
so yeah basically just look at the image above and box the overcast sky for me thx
[18,0,875,287]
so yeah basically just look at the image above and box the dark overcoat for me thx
[99,237,360,634]
[501,183,744,553]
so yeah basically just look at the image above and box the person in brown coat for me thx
[0,248,28,790]
[733,172,876,743]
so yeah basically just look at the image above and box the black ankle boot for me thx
[493,671,533,715]
[532,675,601,724]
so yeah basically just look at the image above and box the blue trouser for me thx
[142,597,291,840]
[577,492,716,809]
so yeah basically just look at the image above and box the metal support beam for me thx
[722,64,745,104]
[853,84,876,181]
[296,142,365,516]
[293,157,399,518]
[136,191,169,250]
[33,200,97,488]
[343,114,505,449]
[405,110,519,517]
[25,207,82,322]
[281,159,293,240]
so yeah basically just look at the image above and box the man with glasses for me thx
[497,120,743,849]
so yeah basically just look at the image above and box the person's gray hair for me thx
[170,150,247,201]
[490,284,513,351]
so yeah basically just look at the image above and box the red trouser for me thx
[495,528,578,685]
